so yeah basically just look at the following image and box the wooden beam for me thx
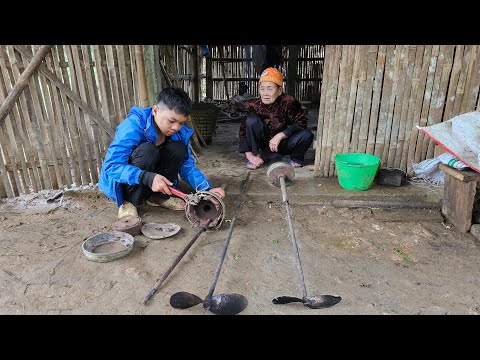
[287,45,299,96]
[0,45,53,127]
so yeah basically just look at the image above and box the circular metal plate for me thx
[112,215,142,236]
[82,231,134,262]
[185,190,225,229]
[141,223,181,240]
[266,162,295,187]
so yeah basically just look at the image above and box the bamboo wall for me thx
[0,45,138,198]
[208,45,324,102]
[314,45,480,177]
[1,44,478,198]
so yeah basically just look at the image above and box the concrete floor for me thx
[195,105,442,211]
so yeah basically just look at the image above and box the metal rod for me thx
[279,175,308,300]
[142,219,212,305]
[203,172,251,309]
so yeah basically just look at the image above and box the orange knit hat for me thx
[259,67,283,87]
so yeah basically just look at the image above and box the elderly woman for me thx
[238,67,314,170]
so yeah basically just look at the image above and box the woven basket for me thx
[191,103,220,145]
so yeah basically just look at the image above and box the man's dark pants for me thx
[123,141,186,206]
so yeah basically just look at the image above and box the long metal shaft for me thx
[203,172,251,309]
[279,175,308,300]
[142,219,212,305]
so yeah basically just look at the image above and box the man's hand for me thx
[269,132,287,153]
[205,187,225,211]
[208,187,225,199]
[151,174,173,194]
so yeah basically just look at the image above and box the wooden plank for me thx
[452,45,472,117]
[392,45,416,168]
[400,45,425,171]
[357,45,378,154]
[134,45,149,108]
[94,46,116,133]
[442,173,476,233]
[82,45,106,153]
[464,46,480,112]
[1,47,42,192]
[381,45,403,165]
[341,45,361,155]
[0,47,33,193]
[439,163,480,182]
[317,45,334,177]
[129,45,139,104]
[460,45,479,113]
[414,45,440,164]
[106,45,123,124]
[50,45,80,185]
[7,45,51,190]
[22,85,52,189]
[0,163,7,198]
[71,45,99,183]
[426,45,455,158]
[313,46,332,177]
[331,45,354,176]
[65,46,91,185]
[333,45,355,155]
[123,46,136,109]
[388,45,411,168]
[0,126,16,197]
[406,46,432,173]
[65,45,91,185]
[374,45,396,159]
[116,45,131,114]
[29,46,64,189]
[420,45,445,162]
[366,45,386,155]
[322,46,342,177]
[443,45,464,121]
[349,45,368,154]
[218,46,230,100]
[44,46,73,186]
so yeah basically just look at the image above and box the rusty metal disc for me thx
[141,223,181,239]
[266,161,295,187]
[82,231,134,262]
[112,215,142,236]
[185,190,225,229]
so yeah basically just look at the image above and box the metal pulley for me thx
[184,190,225,230]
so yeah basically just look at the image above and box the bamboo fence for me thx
[0,45,137,198]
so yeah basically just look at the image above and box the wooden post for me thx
[206,53,213,100]
[0,45,53,127]
[218,46,229,100]
[192,45,199,103]
[135,45,149,107]
[287,45,298,96]
[440,163,480,233]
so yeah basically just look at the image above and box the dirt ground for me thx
[1,109,480,315]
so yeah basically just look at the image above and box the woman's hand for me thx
[269,132,287,152]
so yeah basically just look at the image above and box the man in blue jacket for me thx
[98,86,225,219]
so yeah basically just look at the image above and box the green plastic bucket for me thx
[334,153,381,191]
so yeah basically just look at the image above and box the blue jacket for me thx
[98,107,211,207]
